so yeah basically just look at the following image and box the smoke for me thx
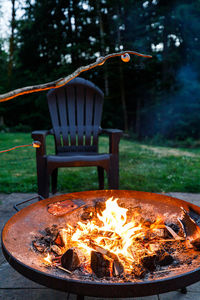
[141,65,200,140]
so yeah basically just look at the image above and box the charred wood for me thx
[156,250,174,266]
[89,241,118,260]
[54,232,65,247]
[91,251,110,278]
[51,245,63,256]
[61,248,80,271]
[141,255,157,272]
[132,264,147,279]
[112,259,124,276]
[32,240,46,253]
[191,238,200,250]
[179,208,200,245]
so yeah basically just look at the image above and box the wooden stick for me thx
[155,267,180,274]
[0,50,152,103]
[89,241,118,260]
[57,265,72,274]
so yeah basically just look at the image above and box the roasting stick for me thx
[0,50,152,103]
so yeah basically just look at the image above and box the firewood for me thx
[152,228,166,238]
[191,238,200,250]
[179,208,200,245]
[89,241,118,260]
[112,259,124,276]
[32,240,46,253]
[141,255,157,272]
[51,245,63,256]
[148,243,160,252]
[132,264,147,279]
[61,248,80,271]
[54,232,65,247]
[91,251,110,278]
[57,265,72,274]
[164,225,184,240]
[156,250,174,266]
[44,225,59,241]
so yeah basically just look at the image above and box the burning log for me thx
[191,238,200,250]
[112,259,124,276]
[61,248,80,271]
[51,245,63,256]
[179,208,200,249]
[89,241,118,261]
[141,255,157,272]
[132,264,147,279]
[164,225,184,240]
[156,250,174,266]
[54,232,65,247]
[148,243,160,252]
[91,251,110,278]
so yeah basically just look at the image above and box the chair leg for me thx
[37,159,50,199]
[38,173,50,199]
[108,156,119,189]
[97,167,104,189]
[51,168,58,194]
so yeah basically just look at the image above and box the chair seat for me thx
[46,153,111,168]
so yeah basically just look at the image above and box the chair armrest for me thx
[32,130,52,156]
[102,129,123,154]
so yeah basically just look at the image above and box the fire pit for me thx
[2,190,200,298]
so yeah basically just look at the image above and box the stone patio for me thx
[1,192,200,300]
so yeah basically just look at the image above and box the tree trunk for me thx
[135,98,141,138]
[116,3,128,133]
[8,0,16,87]
[96,0,109,96]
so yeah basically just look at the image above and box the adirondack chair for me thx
[32,77,123,198]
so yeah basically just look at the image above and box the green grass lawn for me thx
[0,132,200,193]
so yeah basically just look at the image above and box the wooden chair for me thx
[32,77,123,198]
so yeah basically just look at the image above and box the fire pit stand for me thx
[2,190,200,298]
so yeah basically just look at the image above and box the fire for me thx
[35,196,200,279]
[60,197,164,272]
[44,253,52,265]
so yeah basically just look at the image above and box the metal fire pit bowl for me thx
[2,190,200,298]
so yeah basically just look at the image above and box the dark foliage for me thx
[1,0,200,140]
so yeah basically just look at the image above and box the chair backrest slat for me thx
[66,86,76,145]
[85,88,94,145]
[48,93,62,148]
[93,94,103,145]
[47,77,104,153]
[57,88,69,146]
[76,85,84,145]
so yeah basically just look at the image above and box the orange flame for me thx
[44,197,166,273]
